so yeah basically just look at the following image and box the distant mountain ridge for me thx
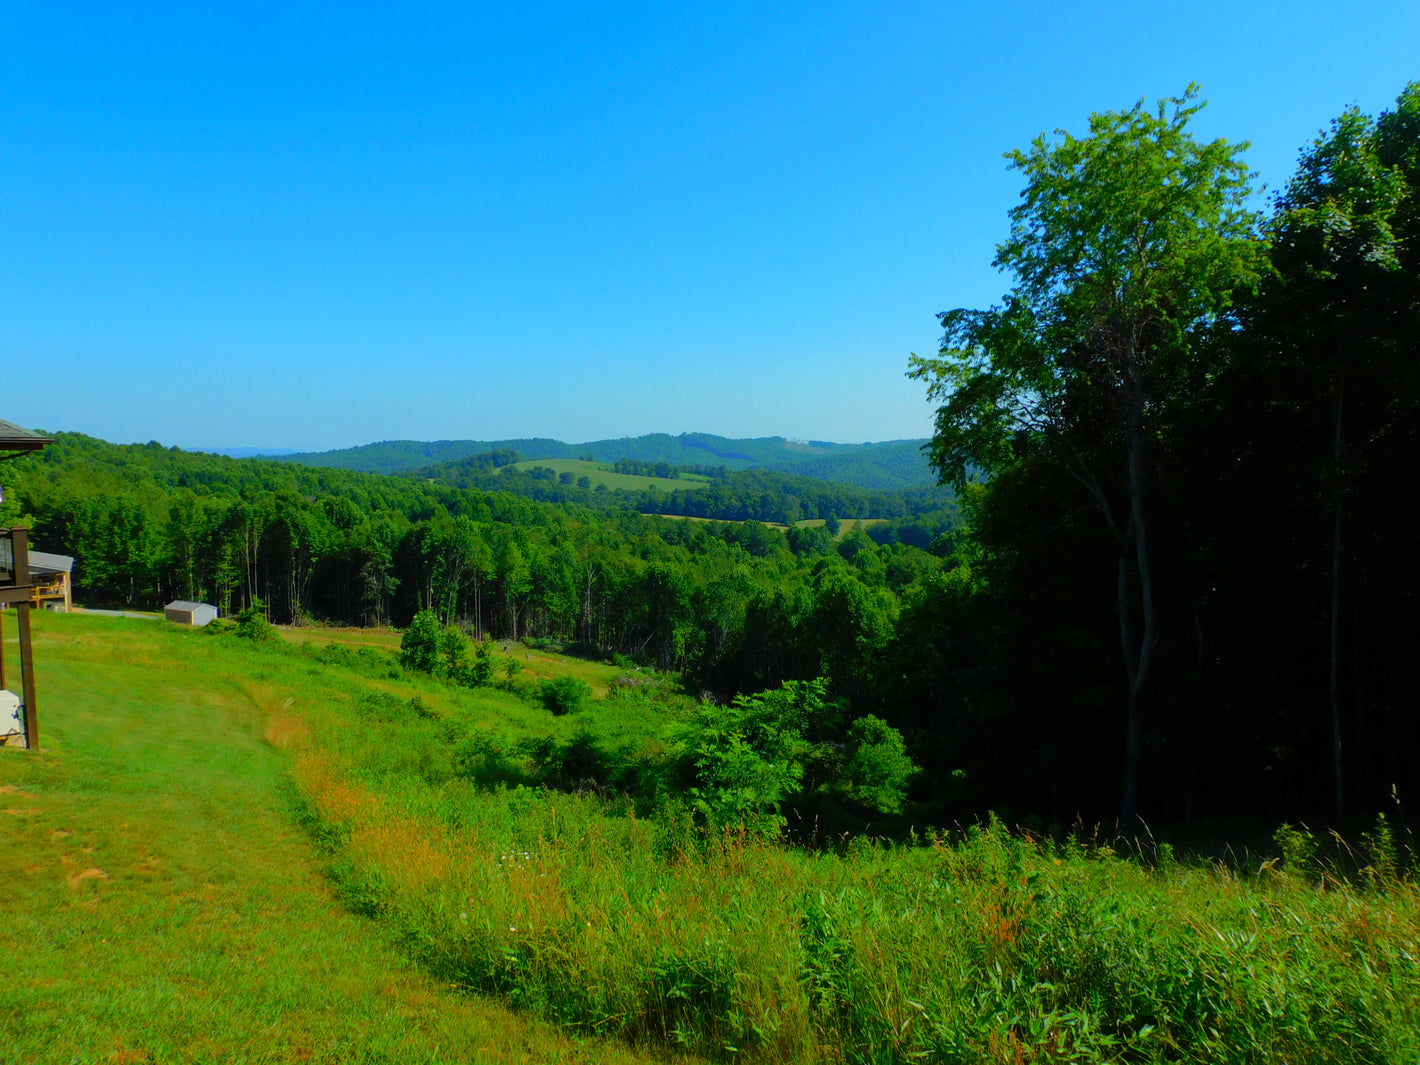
[196,446,300,458]
[272,432,938,489]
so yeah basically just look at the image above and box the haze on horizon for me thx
[4,0,1417,453]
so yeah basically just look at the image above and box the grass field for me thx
[510,459,711,494]
[652,516,889,537]
[278,626,630,698]
[0,613,701,1065]
[793,518,888,537]
[6,613,1420,1063]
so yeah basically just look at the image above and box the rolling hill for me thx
[272,432,937,489]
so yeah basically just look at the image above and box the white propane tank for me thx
[0,689,23,744]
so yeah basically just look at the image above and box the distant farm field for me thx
[655,515,890,538]
[511,458,711,493]
[795,517,889,536]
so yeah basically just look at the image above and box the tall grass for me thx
[256,620,1420,1062]
[299,724,1420,1063]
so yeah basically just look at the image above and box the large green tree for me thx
[910,87,1267,824]
[1207,83,1420,818]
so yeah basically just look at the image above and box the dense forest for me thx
[5,84,1419,835]
[413,450,954,526]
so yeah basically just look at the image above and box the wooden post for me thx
[13,530,37,749]
[16,605,35,749]
[0,605,6,691]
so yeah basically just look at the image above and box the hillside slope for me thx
[0,612,700,1065]
[271,432,937,489]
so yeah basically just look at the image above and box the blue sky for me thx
[3,1,1417,452]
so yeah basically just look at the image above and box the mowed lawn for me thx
[0,613,699,1065]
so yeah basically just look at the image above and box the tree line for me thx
[417,453,954,526]
[908,84,1420,828]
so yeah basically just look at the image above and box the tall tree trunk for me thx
[583,563,596,645]
[1386,617,1403,794]
[1120,385,1156,828]
[1329,369,1345,821]
[1354,605,1367,809]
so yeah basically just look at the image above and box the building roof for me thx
[166,601,216,612]
[27,551,73,574]
[0,419,51,454]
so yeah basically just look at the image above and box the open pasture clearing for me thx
[793,517,888,537]
[278,626,630,699]
[511,458,712,494]
[0,613,700,1065]
[457,638,633,701]
[277,623,401,652]
[655,514,890,538]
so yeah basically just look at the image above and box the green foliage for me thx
[0,612,655,1064]
[839,715,917,813]
[671,679,913,834]
[233,598,275,640]
[399,609,441,673]
[673,682,814,834]
[420,450,951,523]
[910,85,1266,491]
[1362,812,1400,881]
[439,624,468,676]
[1274,823,1320,877]
[539,675,591,716]
[467,636,495,687]
[451,729,524,789]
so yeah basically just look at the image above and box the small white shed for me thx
[165,600,218,626]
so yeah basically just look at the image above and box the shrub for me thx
[463,637,495,687]
[539,675,591,716]
[439,626,468,677]
[399,610,441,673]
[1275,822,1319,877]
[522,730,612,791]
[233,598,275,641]
[451,729,526,788]
[839,714,917,813]
[672,679,916,832]
[671,679,828,835]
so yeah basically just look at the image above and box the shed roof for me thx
[0,419,51,454]
[27,551,73,574]
[165,601,214,612]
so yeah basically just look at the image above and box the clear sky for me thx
[3,1,1417,452]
